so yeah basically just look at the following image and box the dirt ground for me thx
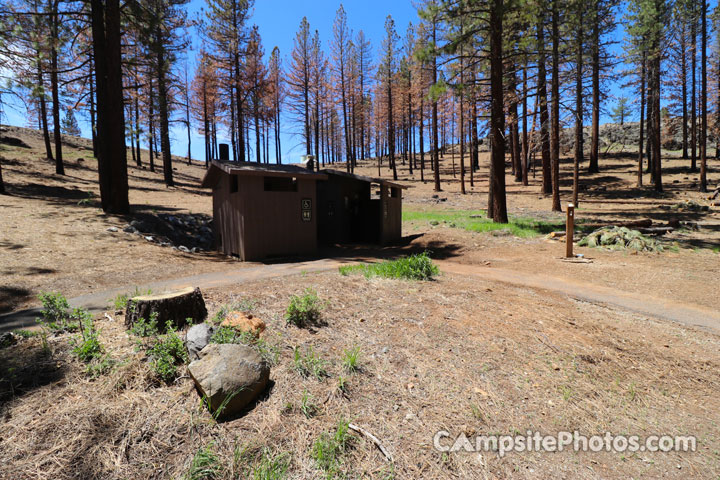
[2,128,720,478]
[2,269,719,479]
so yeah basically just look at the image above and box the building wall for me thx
[215,174,318,261]
[380,185,402,244]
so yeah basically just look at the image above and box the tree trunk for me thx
[155,31,174,187]
[489,0,508,223]
[91,0,129,214]
[419,96,425,183]
[680,21,688,160]
[37,65,54,161]
[537,16,551,194]
[588,1,600,174]
[550,0,561,211]
[700,1,707,192]
[432,19,441,192]
[638,51,645,187]
[691,7,697,172]
[573,11,583,207]
[50,3,64,175]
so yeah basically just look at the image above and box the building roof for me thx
[201,160,328,188]
[320,168,409,189]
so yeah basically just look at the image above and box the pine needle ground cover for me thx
[3,270,719,479]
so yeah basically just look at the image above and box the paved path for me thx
[3,257,720,335]
[438,260,720,334]
[0,258,348,332]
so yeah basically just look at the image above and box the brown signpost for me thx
[566,203,575,258]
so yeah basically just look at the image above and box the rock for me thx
[188,343,270,419]
[221,311,266,337]
[145,236,155,242]
[123,225,137,234]
[107,226,119,232]
[187,323,215,361]
[125,286,207,331]
[0,332,17,348]
[490,228,512,237]
[179,245,190,253]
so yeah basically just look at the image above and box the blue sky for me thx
[2,0,716,164]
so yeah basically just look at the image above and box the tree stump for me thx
[125,286,207,331]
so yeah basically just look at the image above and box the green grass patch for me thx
[285,288,325,327]
[403,210,565,238]
[312,419,352,479]
[339,252,439,280]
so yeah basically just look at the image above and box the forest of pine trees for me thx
[0,0,719,220]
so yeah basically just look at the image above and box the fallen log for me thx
[125,286,207,331]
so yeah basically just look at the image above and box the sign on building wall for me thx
[301,198,312,222]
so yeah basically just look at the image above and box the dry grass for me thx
[2,270,719,479]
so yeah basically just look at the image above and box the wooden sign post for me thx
[566,203,575,258]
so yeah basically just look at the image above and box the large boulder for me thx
[125,286,207,331]
[188,343,270,419]
[187,323,215,361]
[221,311,266,337]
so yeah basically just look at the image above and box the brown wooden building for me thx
[202,160,406,261]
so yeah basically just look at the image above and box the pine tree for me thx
[379,15,399,181]
[288,17,312,158]
[61,108,81,136]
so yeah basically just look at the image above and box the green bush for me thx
[210,326,279,365]
[129,312,160,337]
[339,252,439,281]
[37,292,80,332]
[311,419,351,478]
[70,311,103,363]
[293,346,328,380]
[149,324,188,382]
[285,288,324,327]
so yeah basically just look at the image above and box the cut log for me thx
[125,286,207,331]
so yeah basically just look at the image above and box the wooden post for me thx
[566,203,575,258]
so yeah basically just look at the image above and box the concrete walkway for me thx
[0,258,347,332]
[438,260,720,334]
[3,257,720,335]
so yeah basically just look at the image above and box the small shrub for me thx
[312,419,351,478]
[251,448,291,480]
[293,346,328,380]
[210,326,279,365]
[37,292,79,332]
[285,288,324,327]
[342,346,361,373]
[129,312,160,337]
[186,443,222,480]
[70,311,103,363]
[149,324,188,382]
[339,252,439,281]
